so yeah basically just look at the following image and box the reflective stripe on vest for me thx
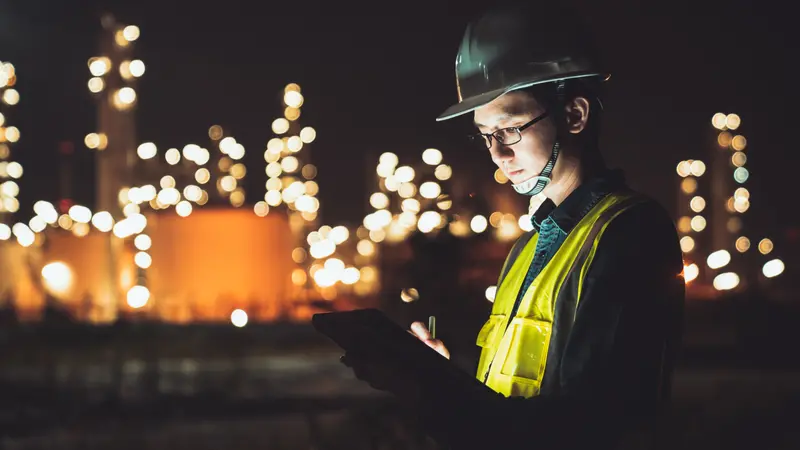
[475,192,645,398]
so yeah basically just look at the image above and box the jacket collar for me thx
[531,168,627,233]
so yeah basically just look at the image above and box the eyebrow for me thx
[473,108,529,129]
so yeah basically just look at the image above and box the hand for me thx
[340,353,422,405]
[409,321,450,359]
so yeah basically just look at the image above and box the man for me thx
[342,2,685,449]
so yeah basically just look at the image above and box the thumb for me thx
[409,321,432,341]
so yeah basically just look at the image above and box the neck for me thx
[544,151,606,206]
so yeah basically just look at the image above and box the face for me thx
[473,90,557,186]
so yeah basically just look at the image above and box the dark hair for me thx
[520,78,604,151]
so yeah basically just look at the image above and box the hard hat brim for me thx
[435,73,609,122]
[436,87,507,122]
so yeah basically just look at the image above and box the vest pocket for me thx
[499,317,551,383]
[475,314,505,348]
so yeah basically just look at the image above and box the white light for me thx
[33,201,58,224]
[330,225,349,244]
[402,198,420,214]
[357,239,375,256]
[140,185,157,201]
[707,250,731,270]
[116,87,136,104]
[12,223,35,247]
[68,205,92,224]
[734,167,749,184]
[134,234,152,251]
[689,160,706,177]
[324,258,346,280]
[342,267,360,285]
[0,180,19,197]
[365,209,392,230]
[123,25,140,42]
[218,138,236,154]
[41,262,73,297]
[384,175,400,191]
[127,285,150,308]
[91,211,114,232]
[113,214,147,238]
[419,181,441,199]
[370,192,389,209]
[134,251,152,269]
[713,272,740,291]
[231,309,249,327]
[422,148,443,165]
[157,188,181,205]
[129,59,145,77]
[295,195,319,213]
[309,239,336,259]
[683,263,699,283]
[287,136,303,152]
[284,90,304,108]
[311,268,335,288]
[689,196,706,213]
[518,215,534,232]
[6,161,23,179]
[485,286,497,302]
[0,224,11,240]
[88,77,105,93]
[175,200,192,217]
[165,148,181,165]
[711,113,727,130]
[228,143,245,160]
[123,203,140,217]
[272,118,290,135]
[281,156,299,173]
[137,142,157,159]
[762,259,785,278]
[417,211,442,233]
[680,236,695,253]
[379,152,399,167]
[2,89,19,106]
[89,58,110,77]
[300,127,316,143]
[376,163,394,178]
[471,215,488,233]
[394,166,415,183]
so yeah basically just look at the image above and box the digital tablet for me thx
[312,308,495,397]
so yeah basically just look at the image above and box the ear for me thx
[564,96,591,134]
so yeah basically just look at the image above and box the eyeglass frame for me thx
[469,111,550,148]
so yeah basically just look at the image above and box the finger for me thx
[426,339,446,354]
[409,321,431,340]
[426,338,443,349]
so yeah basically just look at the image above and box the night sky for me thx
[1,0,795,236]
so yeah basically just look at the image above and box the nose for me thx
[488,140,514,164]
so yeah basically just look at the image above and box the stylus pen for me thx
[428,315,436,340]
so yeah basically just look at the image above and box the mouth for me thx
[507,168,524,178]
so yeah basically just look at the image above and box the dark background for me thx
[1,0,794,232]
[2,1,799,449]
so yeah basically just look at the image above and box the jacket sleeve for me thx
[417,200,686,449]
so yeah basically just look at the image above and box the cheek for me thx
[516,141,551,165]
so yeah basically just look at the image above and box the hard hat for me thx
[436,2,609,122]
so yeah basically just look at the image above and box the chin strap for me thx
[512,80,566,197]
[512,141,559,195]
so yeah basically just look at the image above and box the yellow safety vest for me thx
[476,191,645,398]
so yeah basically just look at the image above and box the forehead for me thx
[473,90,542,128]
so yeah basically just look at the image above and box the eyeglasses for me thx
[468,111,550,149]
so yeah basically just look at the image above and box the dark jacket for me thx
[418,170,686,449]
